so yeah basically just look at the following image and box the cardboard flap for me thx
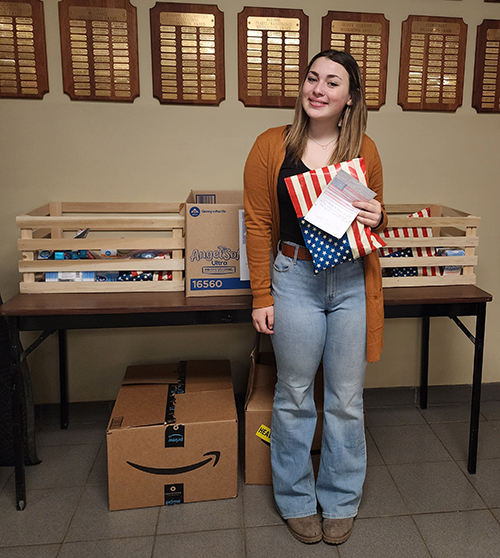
[110,360,236,430]
[245,333,276,410]
[187,190,243,205]
[122,362,179,385]
[109,384,169,428]
[175,389,236,424]
[185,360,234,392]
[245,334,260,410]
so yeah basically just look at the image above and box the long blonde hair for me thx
[286,50,367,165]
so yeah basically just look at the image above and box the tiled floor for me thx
[2,387,500,557]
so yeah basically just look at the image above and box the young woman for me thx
[244,50,387,545]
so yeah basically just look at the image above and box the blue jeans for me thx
[270,243,367,520]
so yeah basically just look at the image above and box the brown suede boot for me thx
[285,515,322,544]
[322,517,354,545]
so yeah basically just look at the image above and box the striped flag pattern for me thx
[379,207,440,277]
[284,158,386,271]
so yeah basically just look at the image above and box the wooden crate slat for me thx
[383,274,476,288]
[20,280,184,294]
[16,215,185,230]
[60,202,183,214]
[20,229,35,284]
[463,226,477,276]
[49,202,63,240]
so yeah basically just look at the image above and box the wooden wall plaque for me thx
[398,15,467,112]
[0,0,48,99]
[238,6,308,108]
[150,2,224,105]
[58,0,139,102]
[472,20,500,112]
[321,11,389,110]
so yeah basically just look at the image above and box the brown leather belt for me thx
[281,243,313,261]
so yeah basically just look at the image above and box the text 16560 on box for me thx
[185,190,251,297]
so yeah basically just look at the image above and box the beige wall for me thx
[0,0,498,403]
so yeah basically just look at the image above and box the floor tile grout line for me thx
[451,450,494,513]
[54,534,159,555]
[59,484,86,547]
[411,507,499,518]
[408,513,437,558]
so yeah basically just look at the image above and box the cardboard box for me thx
[244,340,324,485]
[185,190,251,297]
[107,360,238,510]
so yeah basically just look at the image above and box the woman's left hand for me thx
[353,198,382,229]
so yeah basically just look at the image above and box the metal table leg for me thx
[58,330,69,430]
[8,317,26,510]
[468,302,487,474]
[420,316,430,409]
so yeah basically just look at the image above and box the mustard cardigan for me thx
[243,125,388,362]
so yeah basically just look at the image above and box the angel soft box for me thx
[185,190,251,297]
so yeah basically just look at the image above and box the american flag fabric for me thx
[300,219,354,273]
[379,207,441,277]
[384,247,418,277]
[285,158,386,273]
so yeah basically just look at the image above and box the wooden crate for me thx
[380,204,480,288]
[17,202,185,293]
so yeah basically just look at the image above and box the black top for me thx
[277,150,310,246]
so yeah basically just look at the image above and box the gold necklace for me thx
[307,135,338,150]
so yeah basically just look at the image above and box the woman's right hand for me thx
[252,306,274,334]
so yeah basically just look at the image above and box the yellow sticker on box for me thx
[256,424,271,443]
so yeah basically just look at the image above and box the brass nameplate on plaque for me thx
[398,15,467,111]
[59,0,139,102]
[238,7,308,107]
[472,20,500,113]
[0,2,31,17]
[412,21,460,35]
[321,12,389,110]
[0,0,49,98]
[331,20,381,35]
[160,12,214,27]
[487,28,500,41]
[247,16,299,32]
[68,7,126,22]
[150,3,225,105]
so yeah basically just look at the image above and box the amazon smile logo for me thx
[126,451,221,476]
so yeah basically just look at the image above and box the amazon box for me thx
[244,338,324,485]
[107,360,238,511]
[185,190,251,297]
